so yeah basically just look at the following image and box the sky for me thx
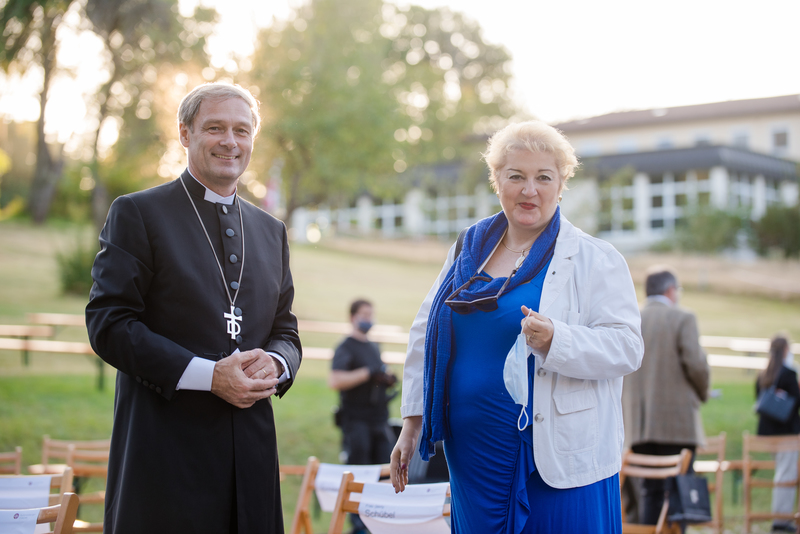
[1,0,798,142]
[182,0,800,123]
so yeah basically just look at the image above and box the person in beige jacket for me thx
[622,267,710,525]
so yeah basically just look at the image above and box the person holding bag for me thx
[390,120,644,533]
[756,335,800,533]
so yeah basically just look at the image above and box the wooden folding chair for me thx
[619,448,693,534]
[693,432,726,534]
[327,472,450,534]
[1,492,80,534]
[743,432,800,533]
[283,457,392,534]
[26,438,109,533]
[0,446,22,475]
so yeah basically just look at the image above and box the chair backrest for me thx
[285,457,392,534]
[327,472,450,534]
[29,437,110,476]
[0,447,22,475]
[619,449,693,534]
[66,448,109,481]
[37,492,80,534]
[742,431,800,533]
[0,467,74,509]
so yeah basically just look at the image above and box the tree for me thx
[248,0,519,222]
[380,4,517,189]
[1,0,72,223]
[82,0,215,230]
[250,0,399,221]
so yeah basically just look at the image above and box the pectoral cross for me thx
[223,306,242,340]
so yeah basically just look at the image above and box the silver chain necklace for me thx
[180,177,246,340]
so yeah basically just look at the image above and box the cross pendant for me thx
[223,305,242,340]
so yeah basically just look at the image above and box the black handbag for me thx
[756,385,796,423]
[666,474,712,524]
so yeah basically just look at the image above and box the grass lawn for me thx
[1,219,800,532]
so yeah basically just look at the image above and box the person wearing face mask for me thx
[756,334,800,532]
[329,299,398,465]
[329,299,397,534]
[390,121,644,533]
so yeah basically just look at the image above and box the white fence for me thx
[290,186,501,242]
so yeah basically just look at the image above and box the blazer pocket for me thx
[553,388,598,453]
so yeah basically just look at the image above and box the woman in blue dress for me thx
[391,121,644,533]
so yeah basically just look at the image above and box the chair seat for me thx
[28,463,68,475]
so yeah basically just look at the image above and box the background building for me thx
[556,94,800,251]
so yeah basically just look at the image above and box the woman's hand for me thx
[390,416,422,493]
[521,305,554,357]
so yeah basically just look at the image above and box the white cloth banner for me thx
[358,482,450,534]
[0,509,39,534]
[314,463,382,512]
[0,476,51,509]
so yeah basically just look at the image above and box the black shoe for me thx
[771,523,796,532]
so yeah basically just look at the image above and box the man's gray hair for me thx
[178,82,261,135]
[645,267,678,297]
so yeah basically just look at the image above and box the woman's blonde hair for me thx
[482,120,578,192]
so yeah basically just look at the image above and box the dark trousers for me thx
[631,442,696,526]
[341,418,394,532]
[341,418,394,466]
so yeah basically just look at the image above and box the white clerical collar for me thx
[188,170,237,205]
[647,294,674,307]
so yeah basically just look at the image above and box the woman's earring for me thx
[558,195,563,203]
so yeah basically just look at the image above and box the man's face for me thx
[351,304,374,327]
[179,97,254,195]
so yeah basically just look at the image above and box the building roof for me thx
[554,94,800,133]
[582,145,799,182]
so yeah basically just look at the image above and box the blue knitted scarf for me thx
[419,206,561,460]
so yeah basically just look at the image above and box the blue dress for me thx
[445,260,621,533]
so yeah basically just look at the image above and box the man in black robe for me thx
[86,82,302,533]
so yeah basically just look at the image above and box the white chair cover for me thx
[314,463,382,512]
[357,482,450,534]
[0,476,51,509]
[0,509,39,534]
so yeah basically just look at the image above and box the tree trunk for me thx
[26,9,63,224]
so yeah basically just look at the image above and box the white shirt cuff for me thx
[176,351,290,392]
[176,356,216,391]
[268,352,291,383]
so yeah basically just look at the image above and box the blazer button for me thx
[156,387,162,394]
[234,307,242,316]
[226,228,235,237]
[230,281,239,290]
[149,383,155,390]
[222,205,228,214]
[142,380,149,387]
[534,413,544,423]
[135,376,142,383]
[235,335,242,344]
[229,254,238,264]
[537,368,547,377]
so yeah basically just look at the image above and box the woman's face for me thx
[495,150,563,236]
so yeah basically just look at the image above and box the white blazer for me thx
[400,215,644,489]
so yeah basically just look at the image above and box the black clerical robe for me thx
[86,171,302,533]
